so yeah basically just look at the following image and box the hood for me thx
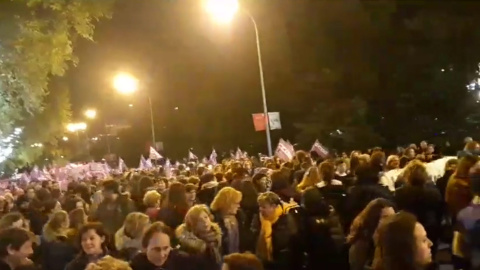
[115,227,142,251]
[175,223,222,253]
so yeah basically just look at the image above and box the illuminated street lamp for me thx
[113,73,138,95]
[62,136,69,141]
[113,72,156,149]
[84,109,97,119]
[205,0,239,23]
[205,0,272,156]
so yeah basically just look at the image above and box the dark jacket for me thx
[91,196,136,235]
[302,186,347,270]
[344,183,393,233]
[40,235,76,270]
[130,250,195,270]
[157,206,187,231]
[197,182,228,205]
[395,185,442,245]
[251,209,302,270]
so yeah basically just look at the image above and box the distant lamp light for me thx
[129,104,133,107]
[62,136,68,141]
[205,0,239,23]
[84,109,97,119]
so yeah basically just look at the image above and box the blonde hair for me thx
[43,211,69,242]
[85,255,131,270]
[143,190,161,207]
[210,187,242,213]
[184,205,212,231]
[122,212,150,239]
[297,166,321,191]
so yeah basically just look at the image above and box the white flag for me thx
[149,147,163,160]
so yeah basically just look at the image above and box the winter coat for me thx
[157,206,186,230]
[90,196,136,235]
[40,230,76,270]
[395,185,442,248]
[251,206,302,270]
[446,174,472,221]
[344,183,393,233]
[64,253,109,270]
[175,223,223,270]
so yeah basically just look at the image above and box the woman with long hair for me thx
[157,182,189,230]
[210,187,248,255]
[176,205,222,270]
[296,166,321,192]
[41,210,76,270]
[348,198,395,270]
[373,211,433,270]
[115,212,150,261]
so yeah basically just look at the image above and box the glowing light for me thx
[30,143,43,148]
[84,109,97,119]
[129,104,133,107]
[62,136,69,141]
[205,0,239,23]
[67,122,87,132]
[113,73,138,95]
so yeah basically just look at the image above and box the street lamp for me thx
[113,73,138,94]
[85,109,97,119]
[113,72,156,149]
[205,0,272,156]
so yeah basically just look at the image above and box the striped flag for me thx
[275,139,295,162]
[149,147,163,160]
[311,139,329,158]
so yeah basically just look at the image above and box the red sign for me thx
[252,113,266,131]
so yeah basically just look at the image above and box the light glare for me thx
[206,0,239,23]
[113,73,138,94]
[85,109,97,119]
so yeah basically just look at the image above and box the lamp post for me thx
[113,73,156,149]
[205,0,272,156]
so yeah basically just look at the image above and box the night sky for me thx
[67,0,277,160]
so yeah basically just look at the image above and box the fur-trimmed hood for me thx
[175,223,222,254]
[115,227,142,251]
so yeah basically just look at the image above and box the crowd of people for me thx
[0,140,479,270]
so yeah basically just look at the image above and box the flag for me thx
[188,150,198,160]
[165,159,172,178]
[235,147,243,160]
[118,158,127,172]
[145,158,153,169]
[275,139,295,162]
[149,147,163,160]
[209,149,218,165]
[30,165,40,180]
[311,139,329,158]
[139,155,146,169]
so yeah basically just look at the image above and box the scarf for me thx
[198,228,222,264]
[256,205,283,261]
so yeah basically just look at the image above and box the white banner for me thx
[268,112,281,130]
